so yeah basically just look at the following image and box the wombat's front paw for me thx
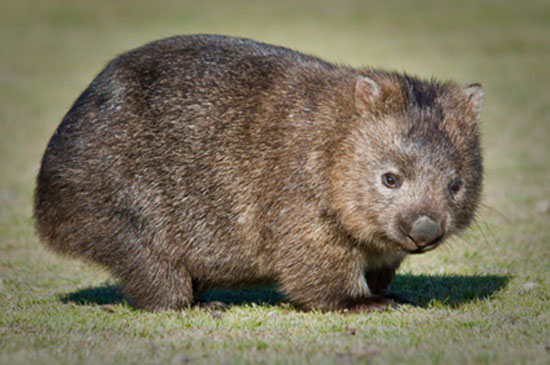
[194,300,230,311]
[345,296,403,313]
[384,292,416,306]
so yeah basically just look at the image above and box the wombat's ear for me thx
[355,76,380,115]
[463,84,484,118]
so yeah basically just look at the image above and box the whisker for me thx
[479,202,512,224]
[472,218,490,246]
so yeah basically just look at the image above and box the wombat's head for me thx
[331,73,483,254]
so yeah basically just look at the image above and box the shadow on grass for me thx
[60,284,285,307]
[60,273,509,309]
[389,273,510,307]
[60,284,125,306]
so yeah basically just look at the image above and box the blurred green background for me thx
[1,0,549,364]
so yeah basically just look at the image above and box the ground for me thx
[1,0,549,364]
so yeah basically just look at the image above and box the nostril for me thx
[409,216,441,247]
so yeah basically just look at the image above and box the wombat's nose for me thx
[409,216,442,247]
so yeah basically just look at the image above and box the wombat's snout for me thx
[410,216,442,245]
[399,215,444,252]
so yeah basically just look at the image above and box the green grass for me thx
[1,0,549,363]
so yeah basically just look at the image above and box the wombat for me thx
[34,34,483,311]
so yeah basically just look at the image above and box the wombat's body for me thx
[34,34,483,311]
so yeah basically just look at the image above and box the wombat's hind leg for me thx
[118,260,194,311]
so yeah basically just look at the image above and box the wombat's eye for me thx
[449,178,462,193]
[382,173,401,189]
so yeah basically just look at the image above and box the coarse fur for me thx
[34,34,484,311]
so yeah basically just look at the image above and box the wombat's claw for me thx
[194,300,229,311]
[346,296,401,313]
[384,292,416,306]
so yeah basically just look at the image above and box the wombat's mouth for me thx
[400,234,444,255]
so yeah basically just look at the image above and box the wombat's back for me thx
[34,35,354,303]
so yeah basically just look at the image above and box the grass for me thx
[1,0,549,363]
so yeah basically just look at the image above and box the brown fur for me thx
[34,34,483,311]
